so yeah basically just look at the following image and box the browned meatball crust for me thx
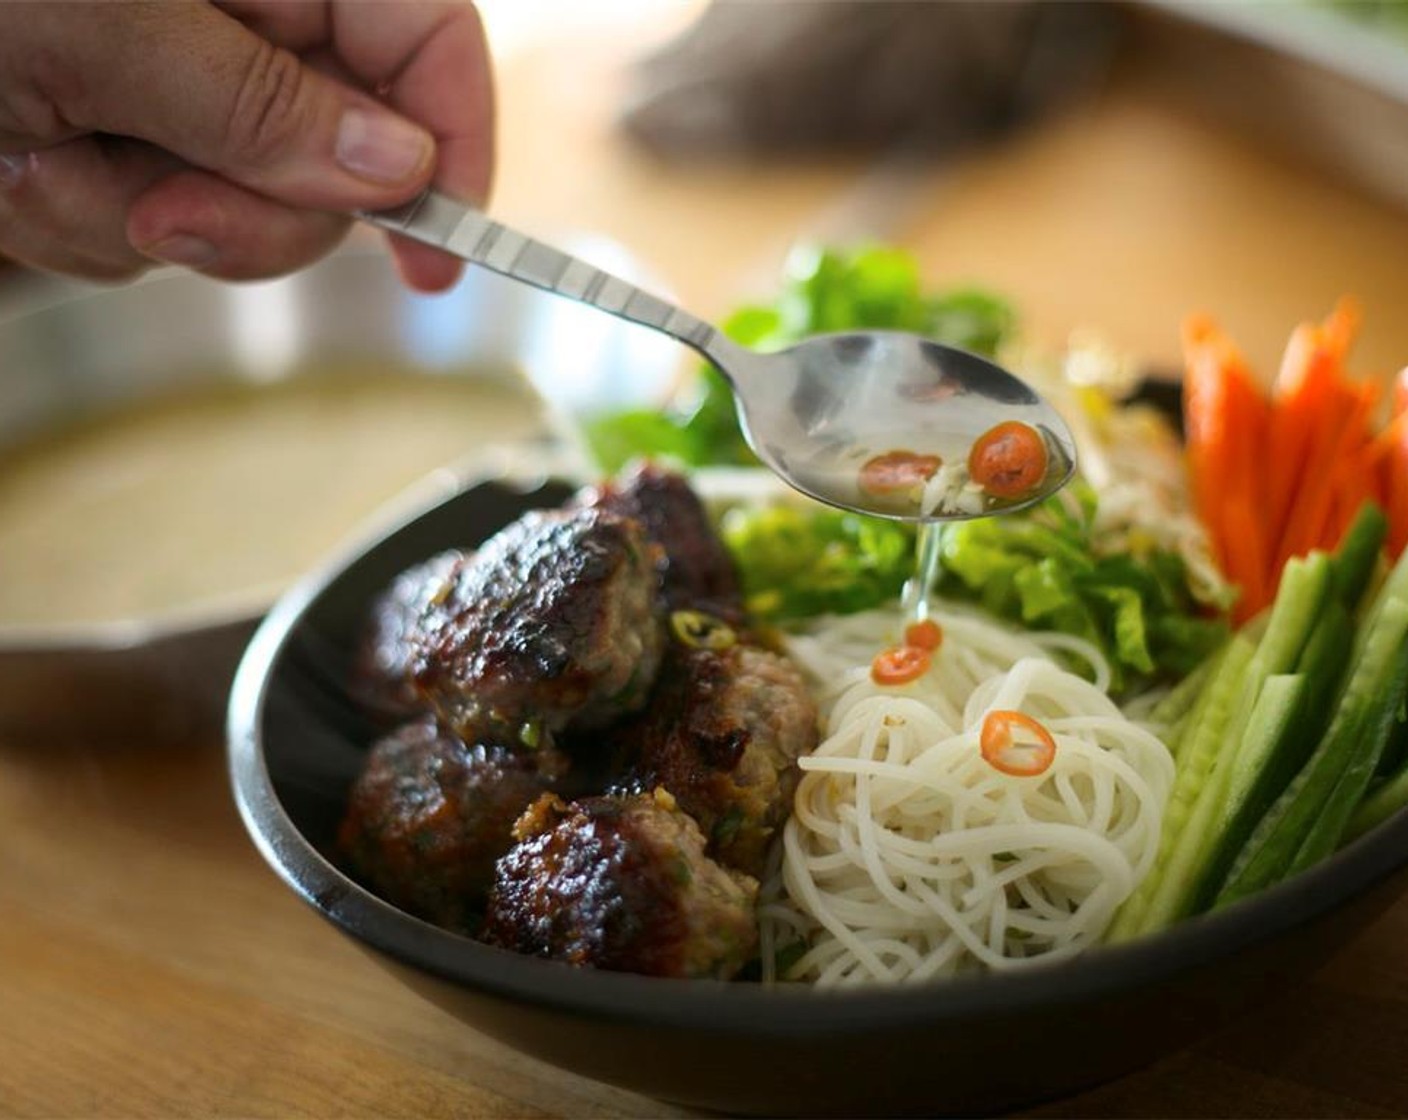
[615,641,817,878]
[575,463,742,620]
[338,719,565,931]
[483,791,758,979]
[356,549,466,716]
[398,508,665,739]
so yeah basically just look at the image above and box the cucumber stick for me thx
[1244,554,1334,682]
[1106,632,1256,941]
[1109,555,1330,938]
[1149,648,1223,764]
[1287,634,1408,875]
[1185,601,1356,906]
[1373,688,1408,779]
[1352,524,1408,659]
[1187,673,1308,911]
[1328,502,1388,612]
[1217,594,1408,906]
[1290,599,1356,731]
[1348,760,1408,842]
[1140,673,1305,931]
[1350,707,1408,841]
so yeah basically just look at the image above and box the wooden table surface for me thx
[7,12,1408,1118]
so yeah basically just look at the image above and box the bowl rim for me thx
[228,472,1408,1034]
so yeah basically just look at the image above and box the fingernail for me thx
[336,108,433,184]
[143,234,218,268]
[0,153,32,190]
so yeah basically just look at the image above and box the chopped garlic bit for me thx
[920,460,973,518]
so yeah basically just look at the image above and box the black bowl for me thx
[228,473,1408,1117]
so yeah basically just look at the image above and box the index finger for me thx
[333,0,495,290]
[222,0,495,290]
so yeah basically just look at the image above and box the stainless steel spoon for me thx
[362,191,1076,521]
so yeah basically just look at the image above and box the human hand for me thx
[0,0,493,290]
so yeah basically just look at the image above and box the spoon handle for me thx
[361,190,722,356]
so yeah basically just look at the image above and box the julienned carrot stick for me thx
[1183,318,1262,509]
[1367,410,1408,468]
[1330,382,1380,520]
[1181,314,1275,621]
[1266,300,1363,570]
[1386,370,1408,559]
[1320,295,1363,360]
[1181,299,1397,624]
[1266,324,1316,547]
[1231,372,1271,620]
[1329,386,1384,546]
[1389,460,1408,559]
[1182,318,1234,528]
[1331,445,1380,547]
[1274,383,1366,574]
[1224,491,1269,624]
[1268,339,1340,558]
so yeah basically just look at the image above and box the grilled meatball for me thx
[399,508,665,738]
[576,463,742,620]
[356,549,466,717]
[617,641,817,878]
[338,719,565,931]
[483,791,758,979]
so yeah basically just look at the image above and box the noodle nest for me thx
[762,607,1173,986]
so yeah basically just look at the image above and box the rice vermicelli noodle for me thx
[761,606,1174,986]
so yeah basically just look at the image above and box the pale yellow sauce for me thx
[0,370,546,626]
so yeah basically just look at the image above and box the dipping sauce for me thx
[0,370,545,626]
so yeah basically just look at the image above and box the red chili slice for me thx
[859,450,943,496]
[968,421,1049,500]
[871,645,932,686]
[903,619,944,651]
[980,710,1057,777]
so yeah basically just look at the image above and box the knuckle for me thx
[223,41,314,169]
[0,235,148,285]
[0,188,148,284]
[214,218,347,283]
[7,46,81,139]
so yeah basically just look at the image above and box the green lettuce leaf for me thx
[584,409,705,473]
[719,504,914,623]
[717,484,1226,695]
[1087,585,1157,677]
[933,486,1225,693]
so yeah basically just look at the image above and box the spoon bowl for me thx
[721,330,1076,520]
[363,192,1076,520]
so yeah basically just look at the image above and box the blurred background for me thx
[480,0,1408,376]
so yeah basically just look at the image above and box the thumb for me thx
[54,2,436,211]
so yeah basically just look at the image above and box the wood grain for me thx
[0,736,686,1119]
[5,13,1408,1119]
